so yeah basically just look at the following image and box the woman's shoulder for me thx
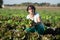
[35,12,40,17]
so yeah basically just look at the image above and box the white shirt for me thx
[26,13,40,23]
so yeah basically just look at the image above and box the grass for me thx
[0,8,60,27]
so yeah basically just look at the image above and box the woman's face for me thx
[28,7,34,14]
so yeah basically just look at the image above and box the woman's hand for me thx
[29,24,32,27]
[37,16,41,23]
[29,21,36,27]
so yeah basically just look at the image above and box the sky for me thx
[3,0,60,4]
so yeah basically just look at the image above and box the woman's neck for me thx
[29,13,34,19]
[29,13,34,17]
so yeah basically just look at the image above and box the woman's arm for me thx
[37,16,41,23]
[33,16,41,26]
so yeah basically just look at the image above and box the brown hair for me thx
[27,5,36,13]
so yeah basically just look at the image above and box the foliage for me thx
[0,9,60,40]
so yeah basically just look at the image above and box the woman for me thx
[25,5,44,35]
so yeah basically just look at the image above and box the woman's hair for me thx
[27,5,36,13]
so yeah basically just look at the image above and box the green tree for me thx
[57,3,60,7]
[0,0,3,8]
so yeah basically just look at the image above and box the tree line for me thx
[0,0,60,8]
[5,2,60,7]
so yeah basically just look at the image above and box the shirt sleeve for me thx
[36,13,42,21]
[36,13,40,18]
[26,15,29,19]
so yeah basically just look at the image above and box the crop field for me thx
[0,7,60,40]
